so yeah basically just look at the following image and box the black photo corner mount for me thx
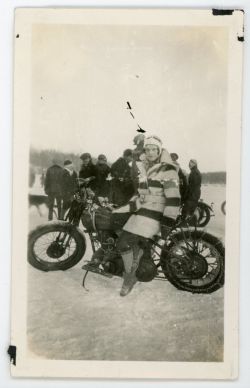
[212,9,245,42]
[7,345,16,366]
[212,8,244,16]
[212,9,234,16]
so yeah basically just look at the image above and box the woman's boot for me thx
[120,248,143,297]
[120,250,138,297]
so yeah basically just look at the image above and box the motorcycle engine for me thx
[94,232,158,281]
[97,231,124,276]
[136,254,158,282]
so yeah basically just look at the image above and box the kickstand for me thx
[82,270,90,292]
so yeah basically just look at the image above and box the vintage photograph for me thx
[11,8,243,379]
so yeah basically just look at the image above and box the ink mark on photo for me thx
[127,101,132,110]
[137,125,145,133]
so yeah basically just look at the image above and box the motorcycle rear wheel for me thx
[196,204,211,227]
[160,230,224,294]
[28,221,86,271]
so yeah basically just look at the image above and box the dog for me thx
[29,193,49,216]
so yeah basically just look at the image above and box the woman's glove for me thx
[160,216,175,239]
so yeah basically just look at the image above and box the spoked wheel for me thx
[196,204,211,227]
[177,204,211,228]
[28,221,86,271]
[160,230,224,293]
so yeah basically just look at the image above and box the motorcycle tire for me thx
[160,230,224,294]
[28,221,86,271]
[221,201,226,215]
[196,204,211,227]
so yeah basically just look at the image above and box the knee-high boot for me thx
[120,248,143,297]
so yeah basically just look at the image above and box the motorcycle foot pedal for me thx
[82,264,113,278]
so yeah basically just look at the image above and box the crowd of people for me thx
[42,149,135,221]
[41,135,201,221]
[37,134,202,296]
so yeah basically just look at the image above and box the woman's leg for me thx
[116,231,142,297]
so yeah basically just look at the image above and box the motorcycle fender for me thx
[199,202,213,212]
[52,220,87,242]
[71,224,87,243]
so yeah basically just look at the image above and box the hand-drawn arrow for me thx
[126,101,146,133]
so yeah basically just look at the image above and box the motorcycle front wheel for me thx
[28,221,86,271]
[160,230,224,294]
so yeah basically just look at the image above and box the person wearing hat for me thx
[44,157,64,220]
[131,134,146,191]
[61,160,78,219]
[79,153,97,192]
[132,134,145,161]
[110,149,134,206]
[170,153,188,203]
[182,159,202,218]
[113,135,180,297]
[95,154,111,199]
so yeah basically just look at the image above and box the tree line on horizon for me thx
[30,148,226,184]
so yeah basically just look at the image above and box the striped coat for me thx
[113,149,181,239]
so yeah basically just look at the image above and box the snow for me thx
[27,184,225,361]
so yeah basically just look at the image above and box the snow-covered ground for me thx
[27,184,225,361]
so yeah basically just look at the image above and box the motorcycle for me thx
[28,179,225,294]
[221,200,226,215]
[177,200,214,228]
[194,200,214,227]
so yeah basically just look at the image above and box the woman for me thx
[114,135,181,297]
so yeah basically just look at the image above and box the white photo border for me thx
[10,7,243,380]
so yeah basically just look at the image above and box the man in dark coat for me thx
[79,153,97,192]
[182,159,202,218]
[95,154,111,199]
[44,158,63,220]
[61,160,78,219]
[110,149,134,206]
[170,153,188,203]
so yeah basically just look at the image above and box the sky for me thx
[31,24,228,172]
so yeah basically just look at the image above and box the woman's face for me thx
[145,145,160,162]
